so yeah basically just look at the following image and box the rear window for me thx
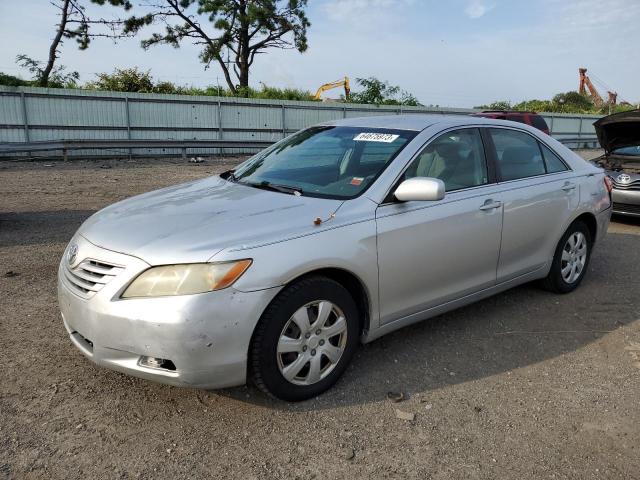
[505,114,527,125]
[531,115,549,132]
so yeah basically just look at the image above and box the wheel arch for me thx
[253,266,372,342]
[285,267,371,339]
[570,211,598,243]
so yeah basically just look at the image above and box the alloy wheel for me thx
[561,231,587,284]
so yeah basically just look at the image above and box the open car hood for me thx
[594,110,640,154]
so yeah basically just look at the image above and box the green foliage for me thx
[0,73,34,87]
[474,100,512,111]
[510,99,553,112]
[245,84,315,101]
[15,55,80,88]
[82,67,316,99]
[348,77,421,106]
[552,91,594,111]
[86,68,162,93]
[481,91,638,114]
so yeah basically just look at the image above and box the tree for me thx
[349,77,421,106]
[15,55,80,88]
[474,100,512,111]
[109,0,309,95]
[552,91,594,113]
[18,0,129,87]
[0,72,34,87]
[86,67,183,93]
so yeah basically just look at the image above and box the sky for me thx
[1,0,639,107]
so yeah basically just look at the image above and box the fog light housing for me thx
[138,356,176,371]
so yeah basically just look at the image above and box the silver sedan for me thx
[58,115,612,401]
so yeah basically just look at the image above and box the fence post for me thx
[343,106,347,118]
[281,104,286,139]
[125,96,132,160]
[548,116,555,135]
[217,99,223,156]
[20,91,31,159]
[578,117,583,140]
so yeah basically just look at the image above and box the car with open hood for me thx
[593,109,640,217]
[58,115,611,401]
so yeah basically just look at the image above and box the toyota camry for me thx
[58,115,612,401]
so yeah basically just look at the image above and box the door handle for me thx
[562,182,576,192]
[479,200,502,211]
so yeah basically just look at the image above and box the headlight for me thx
[121,260,252,298]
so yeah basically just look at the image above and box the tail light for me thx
[604,176,613,193]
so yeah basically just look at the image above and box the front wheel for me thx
[541,220,592,293]
[249,276,360,401]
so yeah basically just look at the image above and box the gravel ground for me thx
[1,155,639,480]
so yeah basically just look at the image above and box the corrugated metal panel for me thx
[0,94,23,125]
[285,107,343,129]
[221,104,281,130]
[0,128,26,142]
[129,100,219,129]
[26,95,125,127]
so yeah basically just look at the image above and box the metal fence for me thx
[0,86,603,159]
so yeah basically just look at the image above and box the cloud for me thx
[464,0,494,19]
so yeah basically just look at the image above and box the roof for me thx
[322,114,499,131]
[473,110,539,115]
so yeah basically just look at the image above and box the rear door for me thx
[485,127,578,282]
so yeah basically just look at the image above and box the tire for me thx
[541,220,592,294]
[249,276,360,401]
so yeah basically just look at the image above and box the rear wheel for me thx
[249,276,360,401]
[541,221,592,293]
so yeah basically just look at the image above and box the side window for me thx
[539,143,568,173]
[489,128,546,181]
[404,128,488,192]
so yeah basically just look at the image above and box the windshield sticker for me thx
[350,177,364,186]
[353,133,400,143]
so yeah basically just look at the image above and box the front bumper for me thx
[58,236,280,389]
[612,188,640,217]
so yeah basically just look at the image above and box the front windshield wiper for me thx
[242,180,302,196]
[222,169,237,182]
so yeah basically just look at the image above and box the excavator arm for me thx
[314,77,350,100]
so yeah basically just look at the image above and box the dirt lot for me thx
[1,156,639,479]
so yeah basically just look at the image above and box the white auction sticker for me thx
[353,132,400,143]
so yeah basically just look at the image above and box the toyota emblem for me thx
[617,173,631,183]
[67,244,78,265]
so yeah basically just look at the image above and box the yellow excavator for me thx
[314,76,350,101]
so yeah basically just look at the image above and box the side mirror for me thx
[394,177,445,202]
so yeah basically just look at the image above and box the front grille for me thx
[63,258,124,298]
[613,202,640,215]
[612,179,640,191]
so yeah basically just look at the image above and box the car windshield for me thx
[231,126,416,199]
[612,145,640,156]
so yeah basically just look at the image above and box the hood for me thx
[79,175,343,265]
[594,109,640,154]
